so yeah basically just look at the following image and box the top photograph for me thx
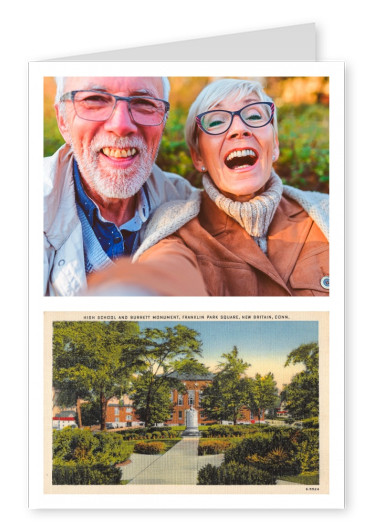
[44,75,329,297]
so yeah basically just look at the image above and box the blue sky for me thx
[138,320,318,389]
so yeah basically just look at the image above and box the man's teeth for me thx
[226,149,256,162]
[102,147,137,158]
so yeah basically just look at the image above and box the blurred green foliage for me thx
[275,104,329,193]
[44,113,65,157]
[44,102,329,194]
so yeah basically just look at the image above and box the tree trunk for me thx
[76,397,83,428]
[145,382,153,428]
[100,392,108,431]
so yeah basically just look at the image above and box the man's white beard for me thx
[70,133,159,199]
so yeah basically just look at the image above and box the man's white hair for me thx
[54,76,170,103]
[185,78,278,154]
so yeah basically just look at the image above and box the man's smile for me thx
[101,147,138,159]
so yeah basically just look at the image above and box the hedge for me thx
[198,462,275,485]
[52,463,122,485]
[119,427,179,440]
[133,441,166,454]
[200,425,259,438]
[198,440,233,455]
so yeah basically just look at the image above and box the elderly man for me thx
[44,76,197,296]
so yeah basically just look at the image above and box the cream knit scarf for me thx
[202,170,283,253]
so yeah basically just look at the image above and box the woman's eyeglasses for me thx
[196,102,274,135]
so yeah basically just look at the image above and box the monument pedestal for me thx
[181,406,200,437]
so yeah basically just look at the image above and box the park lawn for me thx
[279,473,319,485]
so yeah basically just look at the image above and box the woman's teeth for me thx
[226,149,257,161]
[225,149,258,169]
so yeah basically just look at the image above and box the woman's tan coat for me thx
[88,190,329,296]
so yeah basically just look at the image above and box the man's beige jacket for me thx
[43,144,198,296]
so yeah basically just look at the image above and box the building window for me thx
[126,407,132,413]
[178,411,183,420]
[199,391,203,406]
[188,390,195,406]
[178,394,183,406]
[126,415,132,421]
[114,407,119,415]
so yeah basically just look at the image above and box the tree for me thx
[129,324,205,427]
[131,376,173,426]
[248,373,279,423]
[201,347,250,425]
[53,321,141,430]
[281,342,319,419]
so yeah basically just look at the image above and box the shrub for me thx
[301,417,319,429]
[53,428,132,466]
[52,463,122,485]
[94,431,132,465]
[224,429,301,477]
[53,428,98,464]
[198,440,232,455]
[197,462,275,485]
[133,442,166,454]
[295,429,319,473]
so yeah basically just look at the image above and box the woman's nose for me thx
[226,114,252,139]
[104,100,138,136]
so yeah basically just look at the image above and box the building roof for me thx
[166,371,214,381]
[55,410,76,418]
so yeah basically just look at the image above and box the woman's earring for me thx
[201,166,206,172]
[272,155,276,161]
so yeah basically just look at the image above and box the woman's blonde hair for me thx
[185,78,278,154]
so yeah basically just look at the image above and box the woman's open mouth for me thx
[225,148,259,170]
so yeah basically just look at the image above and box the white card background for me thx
[3,0,374,527]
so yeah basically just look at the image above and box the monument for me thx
[181,406,200,437]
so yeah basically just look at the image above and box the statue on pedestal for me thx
[182,406,200,437]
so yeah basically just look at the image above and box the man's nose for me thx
[103,100,138,136]
[226,114,252,139]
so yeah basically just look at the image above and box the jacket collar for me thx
[199,191,313,292]
[44,145,78,251]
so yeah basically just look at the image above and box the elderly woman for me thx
[88,78,329,296]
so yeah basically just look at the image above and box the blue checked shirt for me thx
[73,160,150,260]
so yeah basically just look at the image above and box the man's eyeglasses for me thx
[195,102,275,135]
[60,90,170,126]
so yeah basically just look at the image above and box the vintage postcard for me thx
[41,311,338,508]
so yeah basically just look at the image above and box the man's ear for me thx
[190,146,205,172]
[55,103,71,145]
